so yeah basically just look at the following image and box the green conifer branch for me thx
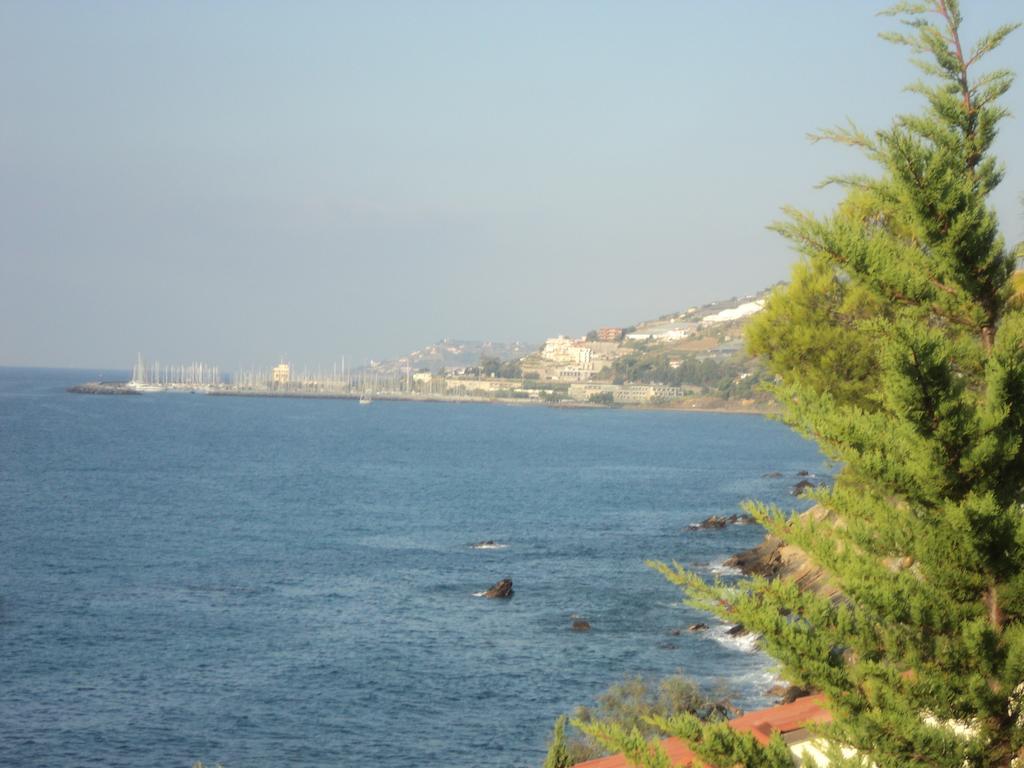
[640,3,1022,765]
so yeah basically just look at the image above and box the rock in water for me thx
[687,513,755,530]
[482,578,514,599]
[791,479,816,496]
[688,623,709,632]
[571,618,591,632]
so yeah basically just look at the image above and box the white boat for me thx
[359,395,372,405]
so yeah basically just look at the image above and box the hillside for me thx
[366,286,779,408]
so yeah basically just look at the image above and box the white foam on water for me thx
[706,558,742,578]
[733,669,781,699]
[470,542,508,549]
[708,623,761,653]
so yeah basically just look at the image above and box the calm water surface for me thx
[0,368,824,767]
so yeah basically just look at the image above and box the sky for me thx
[1,1,1022,371]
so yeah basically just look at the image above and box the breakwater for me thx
[67,381,140,395]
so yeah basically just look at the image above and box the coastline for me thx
[68,381,776,415]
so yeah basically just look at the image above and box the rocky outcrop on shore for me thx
[723,505,839,600]
[766,683,814,704]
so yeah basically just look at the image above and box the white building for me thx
[541,336,577,363]
[272,363,290,385]
[701,299,765,326]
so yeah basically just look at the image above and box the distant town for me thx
[73,288,777,412]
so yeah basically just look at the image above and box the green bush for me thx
[543,673,735,765]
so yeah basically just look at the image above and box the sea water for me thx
[0,368,824,767]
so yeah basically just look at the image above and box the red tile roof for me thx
[573,694,831,768]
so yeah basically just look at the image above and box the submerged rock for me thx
[571,618,591,632]
[762,471,784,478]
[482,578,514,599]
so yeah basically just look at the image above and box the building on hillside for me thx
[568,383,620,401]
[613,384,690,403]
[700,299,765,326]
[573,694,833,768]
[272,363,290,385]
[626,322,699,342]
[569,346,593,366]
[556,366,594,382]
[626,330,656,341]
[446,378,520,395]
[597,327,623,341]
[541,336,581,363]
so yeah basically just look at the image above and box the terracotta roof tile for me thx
[572,694,831,768]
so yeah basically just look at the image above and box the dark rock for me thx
[767,683,813,703]
[791,479,816,496]
[571,618,591,632]
[724,537,785,579]
[687,513,756,531]
[762,471,784,478]
[782,685,813,703]
[688,623,709,632]
[796,470,812,477]
[726,623,747,637]
[703,701,742,719]
[657,641,679,650]
[482,578,514,599]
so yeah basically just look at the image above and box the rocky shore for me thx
[723,505,839,600]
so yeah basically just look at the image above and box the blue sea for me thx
[0,368,824,768]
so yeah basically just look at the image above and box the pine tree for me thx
[579,2,1021,766]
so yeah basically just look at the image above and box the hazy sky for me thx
[2,2,1022,371]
